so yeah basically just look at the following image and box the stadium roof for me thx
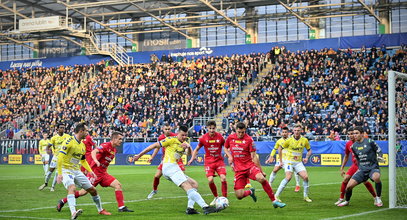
[0,0,406,48]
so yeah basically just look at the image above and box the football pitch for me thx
[0,165,406,220]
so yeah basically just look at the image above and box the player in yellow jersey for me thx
[265,127,301,191]
[39,123,71,191]
[134,125,220,215]
[275,124,312,202]
[57,122,111,219]
[38,133,52,175]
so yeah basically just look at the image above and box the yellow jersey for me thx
[270,137,287,157]
[159,137,189,164]
[58,135,87,172]
[282,136,310,162]
[50,133,70,156]
[39,139,52,155]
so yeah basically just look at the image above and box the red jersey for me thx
[198,132,225,165]
[158,132,177,155]
[83,135,96,159]
[225,133,256,172]
[91,142,116,174]
[345,140,357,165]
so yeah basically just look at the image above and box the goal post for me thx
[388,70,407,208]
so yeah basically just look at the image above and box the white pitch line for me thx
[0,181,341,213]
[0,215,66,220]
[320,208,390,220]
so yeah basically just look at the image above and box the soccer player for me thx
[224,122,286,208]
[334,128,377,205]
[337,126,384,207]
[39,133,52,175]
[80,135,96,174]
[146,123,181,199]
[39,123,71,191]
[134,125,219,215]
[274,124,312,202]
[266,127,301,191]
[188,120,227,205]
[56,122,110,219]
[57,131,133,212]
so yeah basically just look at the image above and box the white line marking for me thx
[0,215,66,220]
[321,207,407,220]
[0,182,341,213]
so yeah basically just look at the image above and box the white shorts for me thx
[41,154,50,163]
[162,163,188,186]
[283,160,306,174]
[49,155,58,168]
[61,168,93,190]
[274,161,281,167]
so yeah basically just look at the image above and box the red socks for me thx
[243,190,252,197]
[209,182,218,197]
[340,181,347,199]
[364,182,377,197]
[221,181,228,197]
[153,177,160,191]
[115,190,125,207]
[261,181,276,201]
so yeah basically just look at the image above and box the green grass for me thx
[0,165,405,219]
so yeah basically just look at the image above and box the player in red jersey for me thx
[80,135,96,174]
[224,122,286,208]
[188,120,227,205]
[146,123,185,199]
[334,128,377,205]
[56,131,134,213]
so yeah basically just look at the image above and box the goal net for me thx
[388,70,407,208]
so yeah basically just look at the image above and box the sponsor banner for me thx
[321,154,342,166]
[139,32,186,51]
[19,16,61,32]
[8,154,22,164]
[134,155,152,165]
[310,154,321,165]
[34,155,42,165]
[379,154,388,166]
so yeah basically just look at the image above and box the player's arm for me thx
[303,140,312,164]
[278,146,284,167]
[133,142,161,161]
[266,142,279,164]
[188,142,203,165]
[340,144,350,177]
[148,148,160,163]
[371,140,385,162]
[91,148,101,167]
[81,156,97,179]
[251,151,265,175]
[224,137,233,167]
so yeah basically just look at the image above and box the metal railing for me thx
[101,43,133,66]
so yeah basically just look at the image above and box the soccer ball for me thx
[215,197,229,210]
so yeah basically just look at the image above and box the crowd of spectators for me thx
[224,45,406,140]
[1,44,406,140]
[26,53,266,139]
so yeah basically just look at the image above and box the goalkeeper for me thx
[337,126,385,207]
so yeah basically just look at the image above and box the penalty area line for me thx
[0,215,66,220]
[320,208,391,220]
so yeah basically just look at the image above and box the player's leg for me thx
[269,163,281,185]
[179,176,218,214]
[57,189,88,212]
[78,171,110,215]
[42,154,49,174]
[61,169,82,219]
[275,161,293,201]
[252,167,286,208]
[108,178,134,212]
[338,171,364,206]
[50,171,58,191]
[207,175,218,205]
[370,169,382,207]
[336,164,358,205]
[219,174,228,198]
[297,170,311,202]
[148,166,163,199]
[39,159,56,190]
[294,172,301,192]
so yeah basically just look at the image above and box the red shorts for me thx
[346,164,359,176]
[234,166,261,190]
[158,160,185,171]
[88,172,116,187]
[205,161,227,177]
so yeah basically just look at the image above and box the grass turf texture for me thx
[0,165,405,220]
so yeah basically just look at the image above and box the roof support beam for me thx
[57,0,135,43]
[197,0,248,34]
[277,0,315,29]
[357,0,381,22]
[126,0,190,39]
